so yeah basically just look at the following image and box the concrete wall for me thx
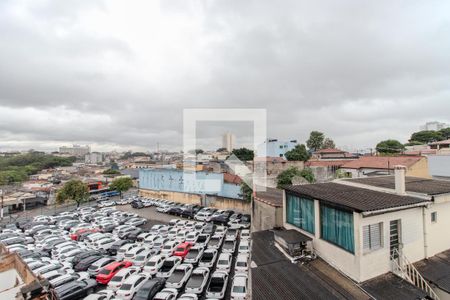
[139,188,250,214]
[205,195,251,214]
[424,197,450,258]
[139,189,202,205]
[252,199,282,232]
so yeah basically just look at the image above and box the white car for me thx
[160,240,178,256]
[165,264,193,289]
[84,289,115,300]
[183,246,204,265]
[87,257,115,277]
[194,234,210,248]
[167,228,181,239]
[240,229,250,240]
[152,238,170,252]
[143,255,166,275]
[116,274,149,300]
[235,254,249,273]
[214,226,227,236]
[108,267,139,292]
[238,240,250,254]
[230,273,249,300]
[185,232,199,244]
[133,249,155,267]
[125,218,146,227]
[174,230,188,243]
[153,288,178,300]
[156,256,182,278]
[216,253,232,273]
[184,267,209,294]
[205,271,229,299]
[123,246,148,261]
[207,235,224,249]
[117,243,138,260]
[95,238,116,251]
[194,211,209,222]
[222,238,237,253]
[198,248,218,268]
[177,293,198,300]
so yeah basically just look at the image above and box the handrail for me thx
[391,248,440,300]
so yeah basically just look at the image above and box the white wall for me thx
[424,197,450,257]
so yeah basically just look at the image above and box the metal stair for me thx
[391,248,440,300]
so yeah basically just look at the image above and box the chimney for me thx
[394,165,406,195]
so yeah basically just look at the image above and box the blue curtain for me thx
[320,204,354,253]
[286,194,315,234]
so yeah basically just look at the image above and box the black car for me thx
[42,239,67,253]
[74,255,103,272]
[72,251,102,267]
[108,240,132,256]
[209,214,230,225]
[167,206,183,216]
[120,228,143,240]
[131,200,144,209]
[132,278,166,300]
[180,208,197,219]
[54,279,97,300]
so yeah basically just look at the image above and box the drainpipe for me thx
[422,205,429,259]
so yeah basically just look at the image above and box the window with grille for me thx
[363,223,383,252]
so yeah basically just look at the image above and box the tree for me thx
[56,179,89,208]
[103,168,121,175]
[284,144,310,161]
[439,128,450,139]
[216,147,227,152]
[276,167,315,188]
[410,130,444,144]
[195,149,204,154]
[376,139,405,154]
[306,131,325,151]
[322,138,336,149]
[109,177,133,198]
[231,148,254,161]
[240,182,253,202]
[404,141,424,147]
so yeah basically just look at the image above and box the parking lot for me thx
[0,195,251,300]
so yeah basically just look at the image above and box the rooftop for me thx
[430,139,450,145]
[254,187,283,207]
[314,148,347,154]
[415,249,450,293]
[341,156,424,170]
[251,230,371,300]
[305,160,350,168]
[361,273,428,300]
[285,182,429,213]
[345,176,450,196]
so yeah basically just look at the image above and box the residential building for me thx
[59,144,90,157]
[222,132,235,152]
[430,139,450,154]
[420,121,449,131]
[256,138,298,158]
[282,168,450,298]
[85,152,104,164]
[312,148,358,160]
[340,155,430,178]
[248,157,304,188]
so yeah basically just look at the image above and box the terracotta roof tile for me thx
[341,156,424,170]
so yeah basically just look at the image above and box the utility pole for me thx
[0,189,4,220]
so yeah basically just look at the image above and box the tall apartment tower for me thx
[222,132,235,152]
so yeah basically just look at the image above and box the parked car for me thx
[143,255,166,275]
[184,267,210,295]
[198,248,218,268]
[132,277,166,300]
[116,274,149,300]
[230,273,249,300]
[205,271,229,299]
[87,257,116,277]
[173,242,192,258]
[165,263,193,289]
[107,267,139,292]
[74,255,103,272]
[53,279,97,300]
[216,253,232,273]
[183,246,204,265]
[96,261,133,284]
[153,288,178,300]
[156,256,182,278]
[235,254,249,273]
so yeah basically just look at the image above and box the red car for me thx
[96,261,133,284]
[173,242,192,258]
[70,228,98,241]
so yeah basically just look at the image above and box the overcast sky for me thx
[1,0,449,153]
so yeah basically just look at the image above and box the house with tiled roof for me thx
[280,167,450,299]
[339,155,430,178]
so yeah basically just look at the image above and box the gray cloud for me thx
[0,0,449,152]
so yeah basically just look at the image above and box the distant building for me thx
[85,152,104,164]
[222,132,235,152]
[420,121,449,131]
[59,145,90,157]
[257,138,298,158]
[340,155,430,178]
